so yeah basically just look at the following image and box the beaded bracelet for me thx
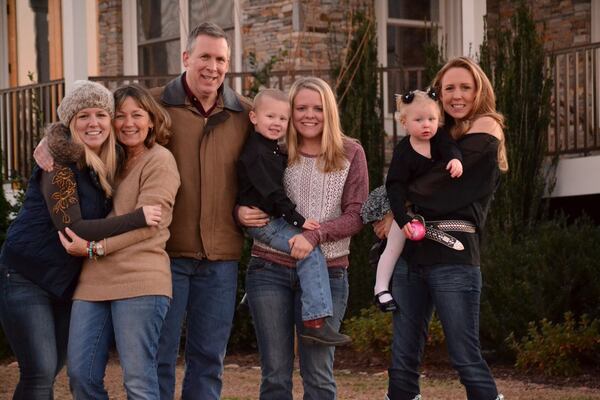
[88,241,95,260]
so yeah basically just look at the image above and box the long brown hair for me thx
[432,57,508,172]
[113,83,172,148]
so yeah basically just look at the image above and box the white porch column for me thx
[122,0,138,75]
[61,0,88,91]
[0,0,8,89]
[461,0,486,58]
[232,0,242,92]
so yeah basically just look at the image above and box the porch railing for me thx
[546,42,600,155]
[0,67,420,181]
[0,80,65,181]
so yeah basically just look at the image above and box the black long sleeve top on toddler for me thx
[237,129,306,227]
[402,131,502,267]
[386,127,462,228]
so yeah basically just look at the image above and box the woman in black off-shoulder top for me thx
[378,57,508,400]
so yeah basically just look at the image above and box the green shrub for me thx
[335,9,386,316]
[480,216,600,354]
[508,312,600,376]
[344,306,444,360]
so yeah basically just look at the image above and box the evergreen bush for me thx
[335,9,385,314]
[480,216,600,354]
[479,2,555,234]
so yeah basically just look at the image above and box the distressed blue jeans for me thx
[245,257,349,400]
[247,217,333,321]
[387,258,499,400]
[0,264,70,400]
[67,296,170,400]
[157,258,238,400]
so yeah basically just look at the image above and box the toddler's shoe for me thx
[374,290,398,312]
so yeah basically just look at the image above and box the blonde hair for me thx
[287,77,350,172]
[395,90,443,126]
[432,57,508,172]
[253,88,289,111]
[69,117,117,197]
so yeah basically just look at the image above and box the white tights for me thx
[374,220,406,303]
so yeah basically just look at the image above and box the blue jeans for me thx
[388,259,499,400]
[67,296,169,400]
[0,264,71,400]
[248,217,333,321]
[245,257,349,400]
[157,258,238,400]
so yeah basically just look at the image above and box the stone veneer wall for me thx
[486,0,591,51]
[97,0,123,75]
[240,0,370,78]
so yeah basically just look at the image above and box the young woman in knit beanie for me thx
[56,83,180,400]
[237,77,369,399]
[0,80,162,400]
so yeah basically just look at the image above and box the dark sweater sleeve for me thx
[408,134,500,216]
[244,154,306,227]
[385,142,413,228]
[432,127,462,163]
[39,165,147,241]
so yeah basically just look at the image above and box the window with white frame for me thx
[135,0,235,76]
[386,1,439,112]
[189,0,235,65]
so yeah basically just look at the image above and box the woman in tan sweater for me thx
[59,84,180,400]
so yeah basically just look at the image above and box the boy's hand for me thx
[302,218,320,231]
[446,158,463,178]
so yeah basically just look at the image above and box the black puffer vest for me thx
[0,123,111,299]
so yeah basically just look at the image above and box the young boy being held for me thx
[237,89,350,346]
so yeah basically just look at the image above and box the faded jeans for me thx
[68,296,170,400]
[0,264,71,400]
[157,258,238,400]
[247,217,333,321]
[246,257,349,400]
[387,259,499,400]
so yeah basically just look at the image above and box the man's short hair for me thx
[186,22,230,56]
[253,89,289,111]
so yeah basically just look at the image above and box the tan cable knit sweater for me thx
[73,144,180,301]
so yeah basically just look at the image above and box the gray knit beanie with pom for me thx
[57,80,114,125]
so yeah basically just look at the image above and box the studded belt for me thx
[413,216,477,251]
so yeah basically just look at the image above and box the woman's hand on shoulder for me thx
[468,116,503,140]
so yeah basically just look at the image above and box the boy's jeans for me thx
[248,217,333,320]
